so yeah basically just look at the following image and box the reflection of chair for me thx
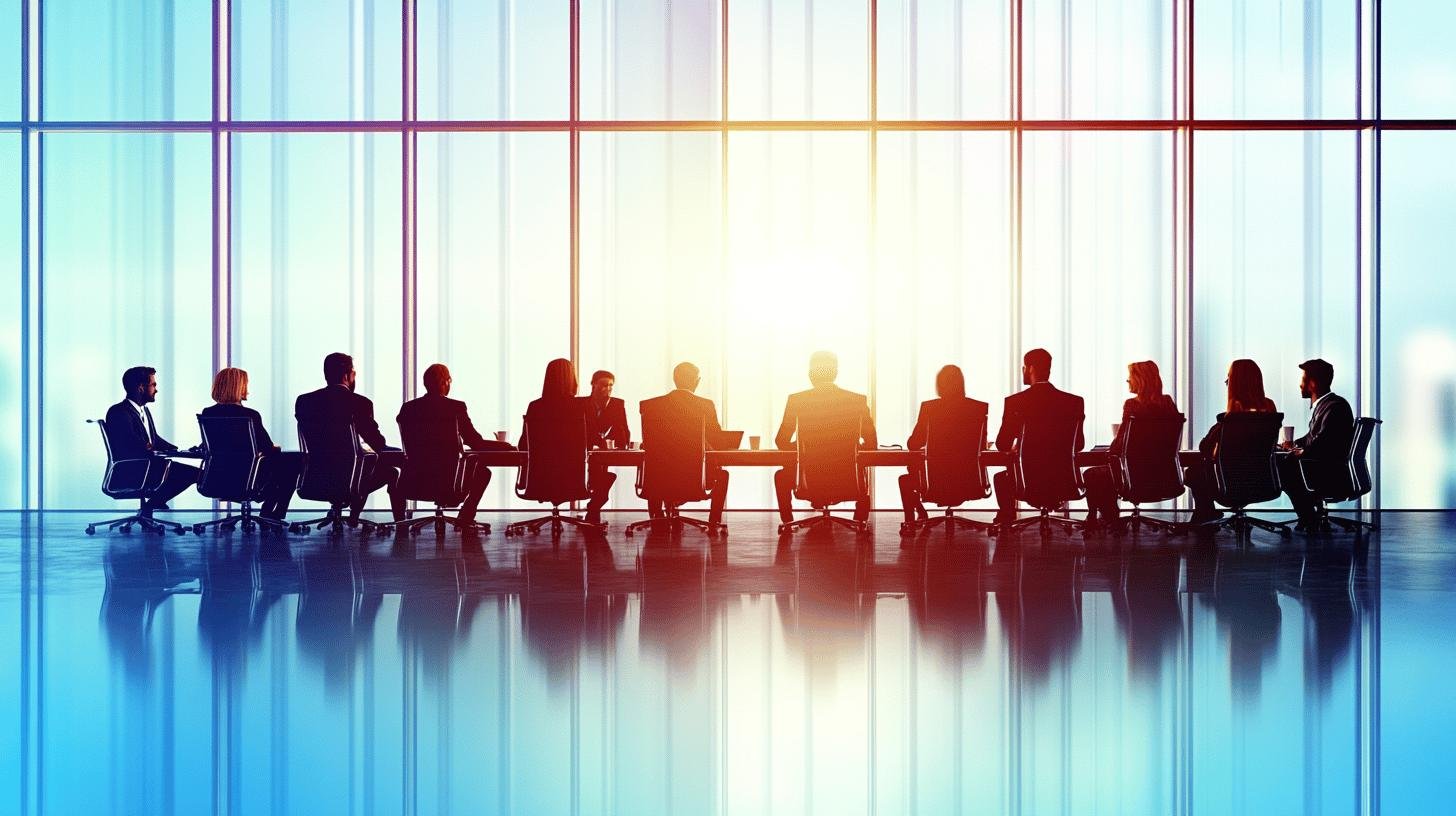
[507,404,603,537]
[85,418,187,536]
[1001,414,1086,536]
[395,416,487,537]
[293,421,384,535]
[1110,414,1187,534]
[902,404,994,535]
[626,402,720,537]
[1203,412,1291,540]
[1302,417,1381,533]
[192,415,290,535]
[778,416,867,535]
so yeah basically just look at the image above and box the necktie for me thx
[144,407,157,446]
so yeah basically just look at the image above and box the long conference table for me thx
[442,448,1206,469]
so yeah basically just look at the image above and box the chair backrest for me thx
[1114,414,1187,505]
[637,399,708,506]
[197,415,265,502]
[397,414,467,505]
[919,402,989,508]
[1211,411,1284,508]
[794,409,863,507]
[1320,417,1381,503]
[297,420,367,505]
[1012,413,1084,509]
[93,418,152,499]
[516,400,590,505]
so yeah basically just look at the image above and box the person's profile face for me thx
[1022,363,1033,387]
[136,374,159,404]
[439,375,452,397]
[592,377,614,400]
[345,368,357,392]
[1298,370,1314,399]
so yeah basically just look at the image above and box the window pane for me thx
[231,133,403,485]
[1024,132,1174,463]
[1381,0,1456,117]
[417,132,569,509]
[1380,132,1456,508]
[876,0,1009,120]
[726,132,869,506]
[874,131,1010,505]
[1195,0,1357,119]
[581,0,721,120]
[0,0,18,119]
[419,0,569,120]
[0,135,18,507]
[579,132,722,509]
[42,134,213,509]
[1193,131,1358,510]
[729,0,868,120]
[1026,0,1171,119]
[42,0,211,121]
[233,0,402,120]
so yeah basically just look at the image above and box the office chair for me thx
[85,418,188,536]
[1200,411,1292,540]
[192,415,290,535]
[1300,416,1381,533]
[778,416,868,536]
[1110,414,1188,535]
[901,404,996,536]
[626,404,723,538]
[507,405,605,538]
[395,418,491,537]
[1001,413,1087,537]
[292,421,386,535]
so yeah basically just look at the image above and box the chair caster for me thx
[86,525,96,535]
[120,524,133,534]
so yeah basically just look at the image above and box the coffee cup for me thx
[749,435,761,451]
[494,431,509,443]
[605,439,618,450]
[1281,426,1295,446]
[625,440,637,450]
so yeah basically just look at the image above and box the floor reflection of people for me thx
[1111,548,1184,683]
[637,525,710,670]
[774,523,872,671]
[993,542,1082,686]
[520,545,627,690]
[904,532,988,662]
[1203,548,1283,700]
[295,547,380,689]
[102,542,190,679]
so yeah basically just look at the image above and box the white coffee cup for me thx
[749,435,761,451]
[1281,426,1295,446]
[494,431,508,443]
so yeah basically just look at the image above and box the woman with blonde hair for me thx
[200,367,301,521]
[1082,360,1181,531]
[1184,358,1279,525]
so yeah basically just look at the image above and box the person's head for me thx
[422,363,451,397]
[1226,358,1270,413]
[1126,360,1164,401]
[934,364,966,400]
[1298,358,1334,400]
[673,361,701,392]
[1022,348,1052,385]
[323,352,356,391]
[541,358,578,399]
[589,370,615,401]
[808,350,838,386]
[211,367,250,404]
[122,366,159,404]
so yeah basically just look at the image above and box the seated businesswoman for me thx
[1082,360,1180,532]
[1184,358,1279,525]
[519,358,614,521]
[898,364,989,529]
[200,367,303,521]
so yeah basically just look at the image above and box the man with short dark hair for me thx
[104,366,200,516]
[773,351,878,524]
[1278,358,1355,530]
[992,348,1086,525]
[295,352,406,522]
[639,361,731,525]
[580,369,630,525]
[396,363,497,528]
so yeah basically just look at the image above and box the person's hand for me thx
[1277,440,1294,451]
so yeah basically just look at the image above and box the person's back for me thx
[992,349,1085,525]
[909,396,989,452]
[773,351,877,523]
[295,353,403,522]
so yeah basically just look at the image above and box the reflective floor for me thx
[1,510,1453,815]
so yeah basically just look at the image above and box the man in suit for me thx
[104,366,200,516]
[397,363,507,528]
[295,352,406,522]
[1278,358,1355,530]
[774,351,878,524]
[581,369,631,525]
[639,362,731,525]
[992,348,1086,525]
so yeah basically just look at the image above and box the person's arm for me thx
[859,398,878,449]
[1108,401,1133,457]
[994,397,1017,452]
[907,403,928,451]
[609,400,631,445]
[774,397,797,451]
[355,396,392,450]
[151,419,179,453]
[1302,398,1353,460]
[250,408,276,450]
[457,403,489,451]
[1197,418,1221,456]
[1073,398,1086,453]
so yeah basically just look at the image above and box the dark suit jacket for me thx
[1196,408,1281,457]
[640,389,724,447]
[520,396,588,451]
[294,385,392,451]
[105,399,178,460]
[907,397,989,452]
[775,384,877,451]
[995,382,1086,453]
[397,393,489,452]
[1296,392,1354,463]
[582,396,631,448]
[200,403,276,451]
[1108,394,1180,457]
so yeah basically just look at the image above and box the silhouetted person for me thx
[397,363,501,527]
[105,365,200,516]
[899,364,989,523]
[774,350,877,524]
[294,352,405,522]
[1184,358,1279,525]
[1277,358,1355,530]
[639,361,731,525]
[520,358,613,522]
[992,348,1086,525]
[1082,360,1180,531]
[581,369,629,525]
[201,366,302,520]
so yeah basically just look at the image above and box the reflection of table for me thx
[438,448,1206,469]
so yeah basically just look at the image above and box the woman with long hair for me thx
[519,358,616,524]
[898,364,990,531]
[1184,358,1279,525]
[200,367,301,521]
[1082,360,1181,532]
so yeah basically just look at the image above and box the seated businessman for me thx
[104,365,200,517]
[773,350,878,524]
[639,361,731,526]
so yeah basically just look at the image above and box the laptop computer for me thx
[710,430,744,450]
